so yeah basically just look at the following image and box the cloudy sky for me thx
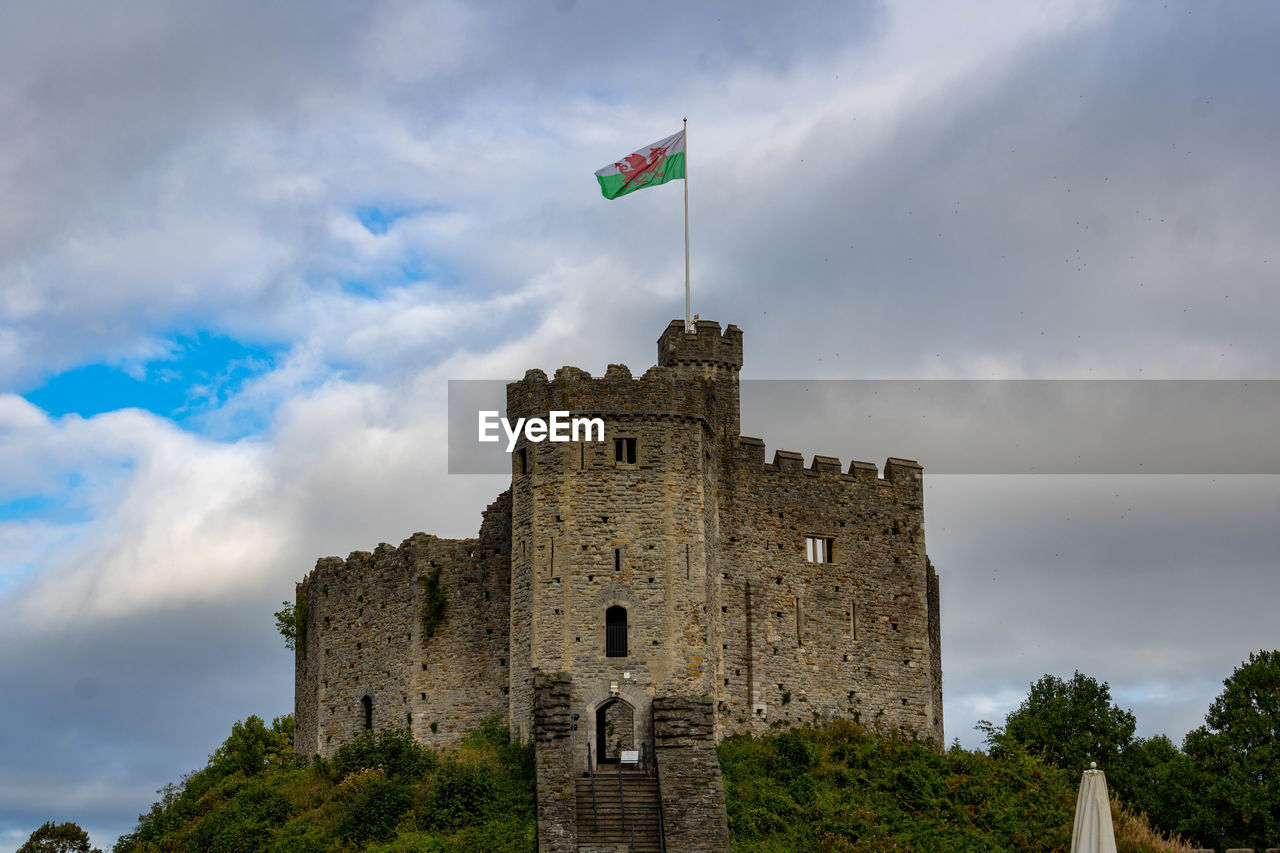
[2,0,1279,847]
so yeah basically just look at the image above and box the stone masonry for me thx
[294,319,944,850]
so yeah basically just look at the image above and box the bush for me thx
[418,760,497,831]
[336,769,414,843]
[332,727,436,781]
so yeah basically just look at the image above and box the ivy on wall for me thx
[420,565,447,640]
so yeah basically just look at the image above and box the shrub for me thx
[332,727,436,781]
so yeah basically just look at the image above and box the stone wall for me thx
[653,695,732,852]
[294,492,512,756]
[717,442,943,746]
[533,673,577,853]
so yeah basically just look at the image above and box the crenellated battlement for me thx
[508,364,712,424]
[735,436,923,490]
[658,319,744,371]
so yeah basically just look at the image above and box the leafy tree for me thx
[18,821,102,853]
[979,671,1136,772]
[1180,649,1280,849]
[273,599,303,651]
[209,714,295,777]
[1108,734,1195,834]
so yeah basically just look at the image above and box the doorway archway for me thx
[595,697,635,763]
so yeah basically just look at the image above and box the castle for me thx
[294,319,942,851]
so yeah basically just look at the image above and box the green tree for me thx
[1108,734,1195,835]
[979,670,1136,772]
[209,714,295,777]
[18,821,102,853]
[274,599,303,651]
[1180,649,1280,850]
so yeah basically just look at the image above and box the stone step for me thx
[575,777,664,852]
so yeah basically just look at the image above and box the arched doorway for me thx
[595,697,635,763]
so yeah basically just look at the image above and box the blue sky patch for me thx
[23,334,278,426]
[353,203,436,236]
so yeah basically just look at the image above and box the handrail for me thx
[588,742,597,819]
[617,761,627,837]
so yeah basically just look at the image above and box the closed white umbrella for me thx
[1071,761,1118,853]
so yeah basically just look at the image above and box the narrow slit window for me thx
[613,547,622,572]
[516,447,528,475]
[805,536,834,563]
[548,540,555,578]
[361,695,373,730]
[606,606,628,657]
[614,437,637,464]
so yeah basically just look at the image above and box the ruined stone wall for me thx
[717,441,943,746]
[410,491,512,746]
[294,492,512,757]
[927,558,943,742]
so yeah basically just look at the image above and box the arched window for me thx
[361,694,373,730]
[606,606,628,658]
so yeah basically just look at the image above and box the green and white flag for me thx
[594,130,686,199]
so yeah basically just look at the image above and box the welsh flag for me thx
[594,130,686,199]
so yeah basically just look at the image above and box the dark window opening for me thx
[614,437,637,464]
[613,548,622,572]
[606,605,628,657]
[516,447,527,475]
[361,695,373,730]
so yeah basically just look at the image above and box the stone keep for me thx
[294,319,943,848]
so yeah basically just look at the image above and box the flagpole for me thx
[683,117,691,332]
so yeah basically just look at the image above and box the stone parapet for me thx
[534,673,577,853]
[654,695,732,852]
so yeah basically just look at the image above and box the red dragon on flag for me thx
[594,130,686,200]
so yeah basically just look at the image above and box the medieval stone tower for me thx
[294,319,942,852]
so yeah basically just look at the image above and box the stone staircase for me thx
[575,774,664,852]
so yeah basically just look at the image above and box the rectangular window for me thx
[614,437,637,465]
[516,447,528,475]
[614,547,622,572]
[805,536,834,563]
